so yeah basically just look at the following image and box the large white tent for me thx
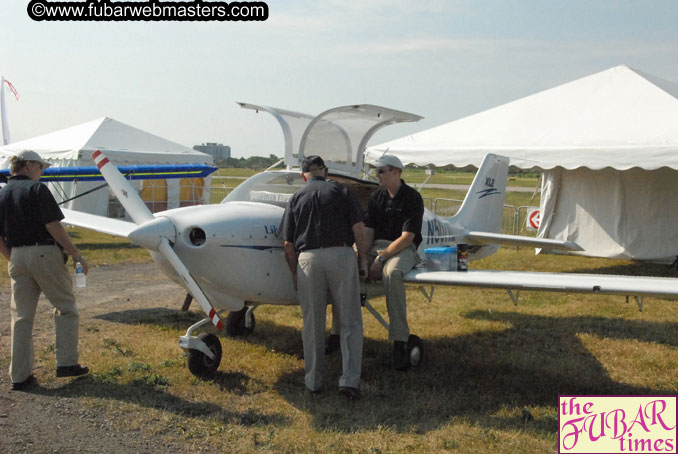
[369,65,678,262]
[0,117,213,216]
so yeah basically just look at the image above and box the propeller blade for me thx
[158,238,222,330]
[92,150,154,225]
[92,149,222,330]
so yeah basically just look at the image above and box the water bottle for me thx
[75,261,86,288]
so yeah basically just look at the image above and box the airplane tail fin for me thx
[450,153,509,233]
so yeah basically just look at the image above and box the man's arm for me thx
[45,221,88,274]
[283,240,298,281]
[0,236,10,260]
[368,231,416,281]
[351,221,369,279]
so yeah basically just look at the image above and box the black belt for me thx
[319,241,350,249]
[299,241,350,252]
[11,239,57,247]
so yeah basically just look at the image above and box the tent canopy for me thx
[0,117,211,165]
[368,65,678,171]
[0,117,212,217]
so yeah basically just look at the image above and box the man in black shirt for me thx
[280,156,368,399]
[365,154,424,370]
[0,150,89,391]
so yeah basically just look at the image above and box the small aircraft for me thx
[60,103,678,378]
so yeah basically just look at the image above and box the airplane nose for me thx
[128,216,177,250]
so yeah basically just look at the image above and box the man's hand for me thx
[368,258,383,282]
[73,255,89,275]
[359,256,368,282]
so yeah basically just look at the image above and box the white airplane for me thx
[61,103,678,378]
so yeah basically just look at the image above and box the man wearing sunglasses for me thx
[365,154,424,371]
[0,150,89,392]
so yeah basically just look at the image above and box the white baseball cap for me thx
[369,154,403,170]
[12,150,51,169]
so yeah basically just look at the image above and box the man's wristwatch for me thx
[377,255,386,263]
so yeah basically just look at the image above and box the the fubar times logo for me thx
[559,396,677,453]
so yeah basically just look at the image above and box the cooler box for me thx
[424,246,456,271]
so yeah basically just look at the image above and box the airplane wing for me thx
[62,208,136,238]
[404,268,678,299]
[466,231,584,251]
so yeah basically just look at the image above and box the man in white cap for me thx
[365,154,424,370]
[0,150,89,391]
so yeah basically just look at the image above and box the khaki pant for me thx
[297,247,362,391]
[8,245,79,383]
[368,239,419,342]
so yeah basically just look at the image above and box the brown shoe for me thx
[11,375,38,391]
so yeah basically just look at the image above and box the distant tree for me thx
[221,155,281,169]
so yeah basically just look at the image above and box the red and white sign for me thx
[526,207,540,231]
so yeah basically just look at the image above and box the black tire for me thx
[225,307,256,337]
[187,333,222,378]
[407,334,423,368]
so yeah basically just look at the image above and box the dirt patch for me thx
[0,263,191,454]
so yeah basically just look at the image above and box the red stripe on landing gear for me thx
[209,308,216,318]
[92,150,102,160]
[215,321,223,331]
[96,157,110,170]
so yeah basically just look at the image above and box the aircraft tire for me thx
[407,334,423,368]
[187,333,222,378]
[225,307,256,337]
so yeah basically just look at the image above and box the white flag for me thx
[1,77,18,146]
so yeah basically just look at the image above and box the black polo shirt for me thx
[365,180,424,248]
[0,175,64,248]
[280,176,363,252]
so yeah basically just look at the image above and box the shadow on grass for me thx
[571,260,678,278]
[27,375,288,427]
[90,306,678,435]
[270,310,677,434]
[94,307,204,330]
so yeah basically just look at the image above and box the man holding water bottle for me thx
[0,150,89,391]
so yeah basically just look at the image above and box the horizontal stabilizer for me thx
[405,269,678,299]
[62,208,136,238]
[466,231,584,251]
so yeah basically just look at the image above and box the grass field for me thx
[1,169,676,453]
[1,227,676,453]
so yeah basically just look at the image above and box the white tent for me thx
[369,65,678,262]
[0,117,213,216]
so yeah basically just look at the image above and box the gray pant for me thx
[368,239,419,342]
[8,245,80,383]
[297,247,362,391]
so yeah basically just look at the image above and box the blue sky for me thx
[2,0,678,157]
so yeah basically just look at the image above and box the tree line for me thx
[220,154,282,169]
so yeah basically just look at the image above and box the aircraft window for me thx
[188,227,206,246]
[222,171,305,207]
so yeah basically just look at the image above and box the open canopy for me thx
[240,103,422,177]
[368,65,678,170]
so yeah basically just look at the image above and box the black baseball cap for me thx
[301,155,326,172]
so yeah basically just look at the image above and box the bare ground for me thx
[0,263,194,454]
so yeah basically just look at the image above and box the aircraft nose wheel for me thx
[187,333,222,378]
[408,334,423,368]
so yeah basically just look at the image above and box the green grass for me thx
[2,230,676,453]
[401,168,540,188]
